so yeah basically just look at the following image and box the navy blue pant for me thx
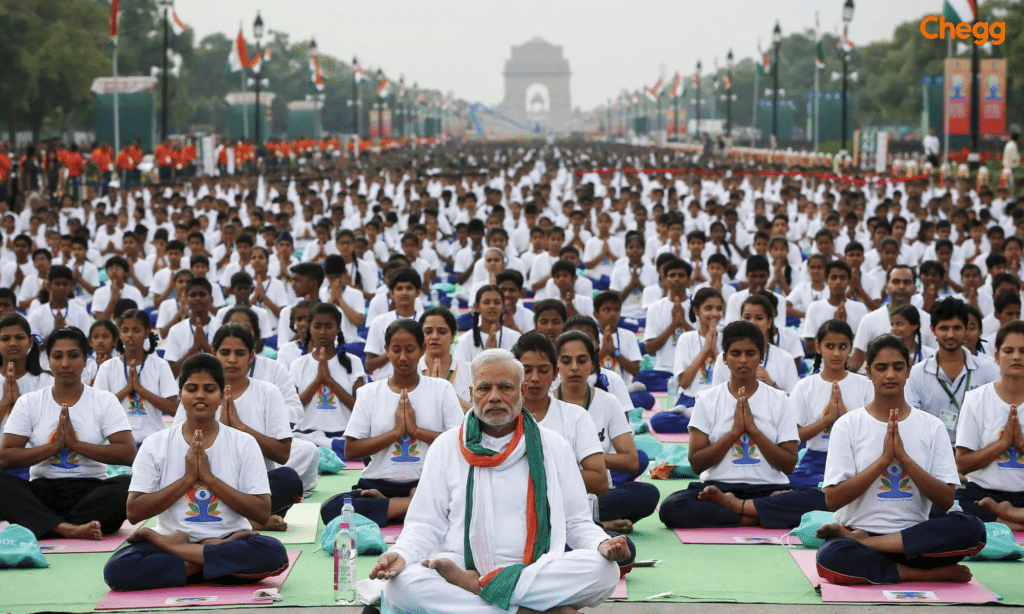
[610,450,649,486]
[954,482,1024,523]
[598,480,661,524]
[267,467,303,518]
[630,391,655,411]
[0,472,130,538]
[789,449,828,489]
[815,512,986,585]
[634,370,672,393]
[320,478,418,528]
[659,481,827,529]
[103,533,290,590]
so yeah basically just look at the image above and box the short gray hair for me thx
[470,348,524,385]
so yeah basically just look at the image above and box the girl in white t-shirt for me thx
[290,303,366,459]
[954,321,1024,526]
[102,354,290,591]
[655,288,723,433]
[85,319,120,386]
[711,294,799,393]
[275,299,314,367]
[815,334,986,586]
[453,285,521,362]
[789,320,873,489]
[555,331,660,528]
[0,327,136,539]
[0,314,54,439]
[322,319,463,527]
[890,304,934,366]
[418,307,472,410]
[660,321,825,529]
[94,309,178,444]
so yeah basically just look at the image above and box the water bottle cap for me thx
[344,497,353,505]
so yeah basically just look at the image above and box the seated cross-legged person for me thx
[660,321,826,529]
[0,327,136,538]
[814,334,986,586]
[321,319,463,527]
[103,354,289,591]
[371,349,630,614]
[953,320,1024,526]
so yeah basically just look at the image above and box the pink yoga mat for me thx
[609,577,627,600]
[1015,531,1024,545]
[342,460,366,470]
[96,550,301,610]
[789,549,997,603]
[37,519,145,553]
[641,409,657,420]
[382,524,403,544]
[674,527,801,546]
[651,431,689,443]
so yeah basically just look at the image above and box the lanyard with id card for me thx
[937,371,971,433]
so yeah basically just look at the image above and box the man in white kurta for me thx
[372,349,627,614]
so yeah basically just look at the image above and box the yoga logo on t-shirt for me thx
[732,434,760,465]
[878,462,913,499]
[391,434,420,463]
[699,354,714,385]
[46,429,80,470]
[316,386,337,411]
[185,483,222,523]
[601,356,618,372]
[997,429,1024,469]
[820,403,833,440]
[127,396,147,416]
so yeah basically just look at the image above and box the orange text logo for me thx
[920,16,1005,45]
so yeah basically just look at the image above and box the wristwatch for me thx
[612,349,621,358]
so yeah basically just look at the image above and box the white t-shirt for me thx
[130,423,270,541]
[173,378,291,471]
[824,408,958,534]
[26,302,92,341]
[0,371,54,434]
[609,261,659,318]
[162,317,214,364]
[3,386,132,480]
[787,282,827,314]
[956,382,1024,491]
[558,386,632,488]
[536,397,604,466]
[452,326,522,363]
[790,373,874,452]
[643,296,688,371]
[94,355,178,443]
[688,383,799,485]
[672,330,720,399]
[597,328,642,384]
[854,305,936,354]
[252,355,303,425]
[800,299,869,339]
[345,377,464,482]
[318,284,367,341]
[724,288,788,330]
[364,310,424,379]
[92,283,146,316]
[289,352,365,434]
[416,356,472,404]
[582,236,625,280]
[711,345,799,394]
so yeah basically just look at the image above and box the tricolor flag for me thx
[816,39,826,68]
[250,48,271,73]
[723,75,731,89]
[646,77,663,101]
[692,72,700,89]
[943,0,977,24]
[309,55,324,93]
[840,30,855,52]
[671,72,682,98]
[377,75,389,97]
[712,59,720,90]
[110,0,119,41]
[227,28,249,73]
[354,63,366,83]
[170,9,188,35]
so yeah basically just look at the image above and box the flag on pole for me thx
[943,0,977,23]
[309,55,324,93]
[723,75,731,89]
[712,59,720,90]
[354,63,366,83]
[377,75,389,97]
[170,9,188,35]
[692,72,700,89]
[816,40,826,68]
[250,48,271,73]
[671,72,682,97]
[841,30,855,52]
[227,28,249,73]
[109,0,119,41]
[646,77,662,101]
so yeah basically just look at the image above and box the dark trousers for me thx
[954,482,1024,522]
[599,480,661,524]
[267,467,303,517]
[0,472,131,537]
[103,533,289,591]
[659,480,827,529]
[321,477,418,527]
[610,450,649,486]
[789,449,828,489]
[650,411,690,433]
[816,512,986,585]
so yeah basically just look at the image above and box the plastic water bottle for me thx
[666,375,679,405]
[429,285,440,307]
[333,498,357,605]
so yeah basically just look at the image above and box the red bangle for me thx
[411,428,420,439]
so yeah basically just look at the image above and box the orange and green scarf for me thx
[459,410,550,609]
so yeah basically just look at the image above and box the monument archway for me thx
[502,38,571,133]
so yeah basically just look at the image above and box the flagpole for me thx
[113,39,120,154]
[943,36,951,167]
[752,63,760,147]
[813,25,819,152]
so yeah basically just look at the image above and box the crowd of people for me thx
[1,138,1023,612]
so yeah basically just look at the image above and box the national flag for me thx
[723,75,731,89]
[250,48,271,73]
[309,54,324,93]
[692,72,700,89]
[170,9,188,35]
[354,63,366,83]
[227,28,249,73]
[712,60,720,90]
[816,39,826,68]
[110,0,119,41]
[943,0,977,24]
[841,30,855,52]
[646,77,662,101]
[377,75,389,97]
[670,72,682,98]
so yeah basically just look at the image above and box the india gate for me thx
[501,37,572,133]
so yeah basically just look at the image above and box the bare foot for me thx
[770,489,793,496]
[601,519,634,534]
[422,558,481,595]
[55,521,102,540]
[977,497,1018,519]
[251,515,288,531]
[899,563,972,583]
[698,485,744,514]
[359,489,386,499]
[816,523,870,542]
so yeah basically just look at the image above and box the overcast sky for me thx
[176,0,937,109]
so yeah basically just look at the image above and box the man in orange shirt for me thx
[63,144,85,202]
[154,139,174,184]
[216,140,229,176]
[180,140,197,179]
[0,141,11,204]
[92,142,113,196]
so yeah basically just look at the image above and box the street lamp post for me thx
[398,76,405,138]
[841,0,854,153]
[252,12,264,147]
[772,21,781,142]
[969,16,980,170]
[158,0,173,141]
[412,82,419,137]
[695,60,702,139]
[726,49,733,137]
[308,37,323,144]
[352,56,361,139]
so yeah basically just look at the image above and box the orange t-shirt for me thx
[64,152,84,177]
[181,144,197,164]
[0,154,11,181]
[92,147,112,172]
[155,144,173,167]
[116,149,135,170]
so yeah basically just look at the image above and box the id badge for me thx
[939,410,958,433]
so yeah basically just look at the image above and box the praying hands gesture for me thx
[220,385,238,428]
[671,297,687,329]
[834,300,847,323]
[392,389,418,437]
[0,362,19,420]
[57,404,78,453]
[999,405,1024,451]
[54,308,66,329]
[729,387,759,438]
[184,429,204,485]
[191,317,212,354]
[824,382,847,428]
[880,408,908,465]
[599,324,616,361]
